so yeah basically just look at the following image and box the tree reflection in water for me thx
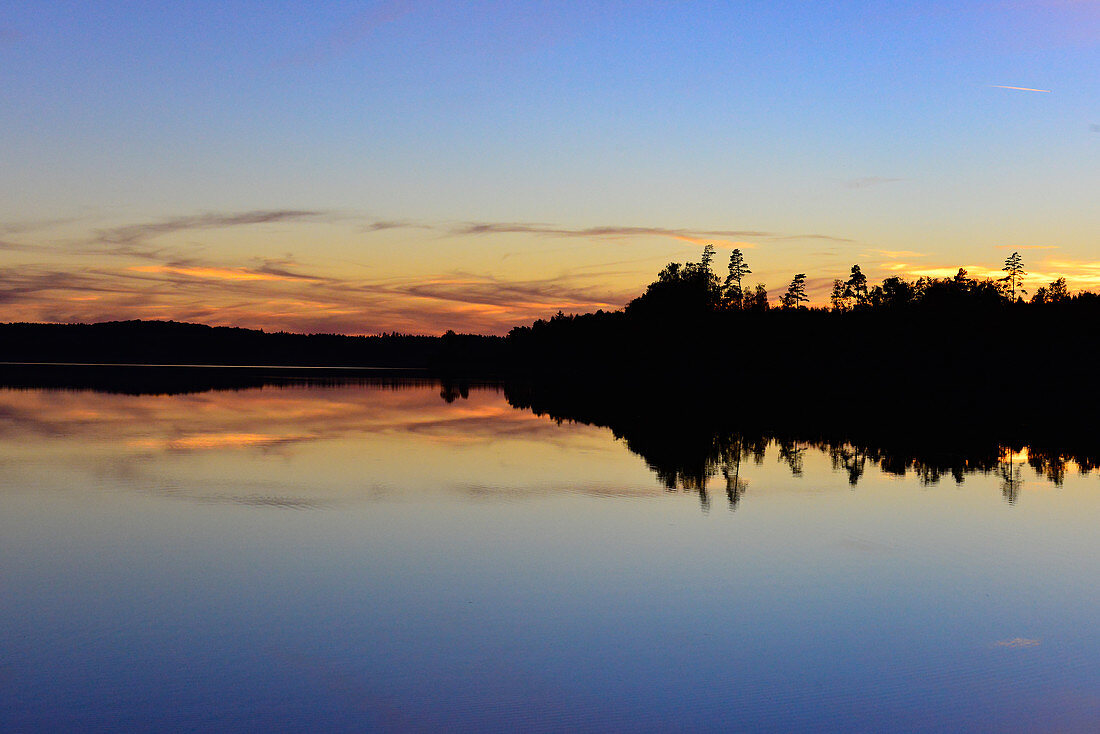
[500,379,1099,511]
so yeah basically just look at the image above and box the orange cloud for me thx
[129,432,311,451]
[128,265,317,282]
[905,266,1003,279]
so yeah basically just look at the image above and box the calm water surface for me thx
[2,381,1100,732]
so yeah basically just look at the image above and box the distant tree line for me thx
[617,245,1082,317]
[0,320,505,372]
[504,245,1100,431]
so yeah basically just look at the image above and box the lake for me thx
[2,377,1099,732]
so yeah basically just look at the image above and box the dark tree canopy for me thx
[724,249,752,308]
[780,273,809,309]
[1000,251,1027,301]
[845,265,869,306]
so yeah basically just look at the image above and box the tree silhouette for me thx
[780,273,809,309]
[625,246,722,315]
[830,278,849,311]
[748,283,769,311]
[1000,251,1026,301]
[724,249,752,308]
[1031,277,1068,304]
[700,243,716,274]
[880,276,916,308]
[845,264,869,306]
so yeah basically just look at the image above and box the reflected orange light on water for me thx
[0,383,569,455]
[0,383,655,507]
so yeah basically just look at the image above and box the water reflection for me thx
[501,380,1099,510]
[5,373,1100,731]
[0,368,1095,512]
[0,376,679,514]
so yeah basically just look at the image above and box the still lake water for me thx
[2,379,1100,732]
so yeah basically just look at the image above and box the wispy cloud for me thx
[994,637,1040,648]
[989,85,1052,93]
[904,265,1005,279]
[0,239,43,253]
[842,177,903,189]
[0,215,89,236]
[93,210,323,248]
[278,0,421,67]
[364,220,426,232]
[868,249,927,258]
[366,218,851,245]
[3,208,856,333]
[397,271,627,313]
[777,233,854,242]
[74,210,329,265]
[448,222,775,239]
[128,264,324,283]
[1040,259,1100,285]
[0,250,639,335]
[869,256,1100,293]
[0,265,137,306]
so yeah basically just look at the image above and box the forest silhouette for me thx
[2,245,1099,438]
[504,246,1100,438]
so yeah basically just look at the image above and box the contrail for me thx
[989,85,1051,93]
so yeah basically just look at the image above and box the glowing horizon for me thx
[1,3,1097,334]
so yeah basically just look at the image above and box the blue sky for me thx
[1,1,1097,333]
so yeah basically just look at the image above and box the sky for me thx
[1,0,1097,334]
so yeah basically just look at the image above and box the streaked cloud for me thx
[0,266,133,305]
[868,256,1100,294]
[399,272,626,312]
[842,177,903,189]
[130,433,312,451]
[129,264,323,283]
[277,0,420,67]
[776,233,854,242]
[988,85,1051,93]
[0,215,89,236]
[11,204,1100,332]
[671,235,759,249]
[804,276,839,300]
[447,221,775,240]
[0,239,43,253]
[1037,259,1100,285]
[0,248,638,334]
[904,265,1005,279]
[994,637,1040,648]
[366,218,851,245]
[92,210,324,249]
[868,249,927,258]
